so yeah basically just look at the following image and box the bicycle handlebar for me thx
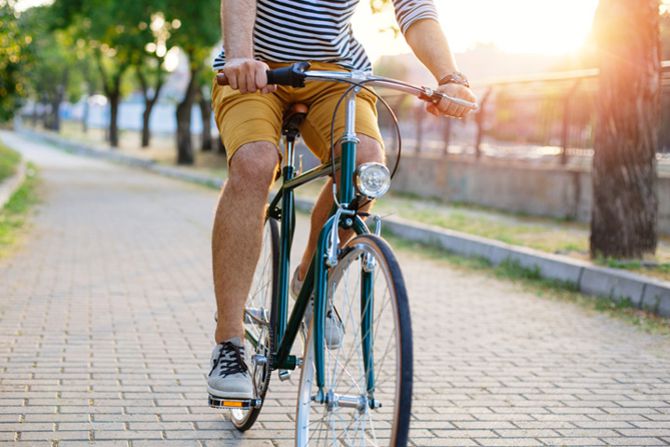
[216,62,310,88]
[215,62,479,111]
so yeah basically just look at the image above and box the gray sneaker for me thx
[291,269,344,349]
[207,337,254,400]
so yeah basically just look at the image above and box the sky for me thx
[352,0,600,61]
[16,0,600,60]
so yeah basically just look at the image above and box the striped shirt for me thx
[213,0,439,73]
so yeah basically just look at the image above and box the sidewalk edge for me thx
[0,158,27,210]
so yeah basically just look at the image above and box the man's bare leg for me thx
[296,136,384,280]
[212,142,279,343]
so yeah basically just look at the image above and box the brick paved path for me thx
[1,131,669,447]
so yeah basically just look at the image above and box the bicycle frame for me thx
[264,86,373,403]
[244,66,477,405]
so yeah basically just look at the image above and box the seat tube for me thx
[339,89,359,206]
[276,137,296,345]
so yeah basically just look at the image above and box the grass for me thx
[386,233,670,336]
[0,164,39,259]
[377,193,589,251]
[596,257,670,282]
[366,191,670,282]
[0,142,21,183]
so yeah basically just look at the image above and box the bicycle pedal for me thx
[278,370,292,381]
[208,395,262,409]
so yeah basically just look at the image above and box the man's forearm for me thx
[221,0,256,58]
[404,19,458,82]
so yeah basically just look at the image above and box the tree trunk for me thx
[141,101,153,148]
[109,91,120,148]
[31,101,38,127]
[98,58,126,149]
[199,89,213,152]
[138,70,164,148]
[40,97,49,129]
[590,0,661,259]
[176,67,198,165]
[50,97,61,132]
[82,95,89,134]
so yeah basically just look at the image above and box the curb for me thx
[0,159,27,210]
[380,218,670,317]
[17,129,670,318]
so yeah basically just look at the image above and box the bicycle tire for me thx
[295,234,413,446]
[231,218,279,431]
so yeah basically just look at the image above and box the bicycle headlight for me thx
[354,163,391,199]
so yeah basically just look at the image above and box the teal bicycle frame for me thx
[266,86,371,403]
[253,67,477,404]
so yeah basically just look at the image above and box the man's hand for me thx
[222,58,276,94]
[426,83,478,119]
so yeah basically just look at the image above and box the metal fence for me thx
[379,61,670,166]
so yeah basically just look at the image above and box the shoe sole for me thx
[207,386,254,400]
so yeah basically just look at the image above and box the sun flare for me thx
[353,0,600,61]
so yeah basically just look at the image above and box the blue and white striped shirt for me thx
[213,0,439,72]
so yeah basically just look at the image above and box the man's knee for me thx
[227,142,279,193]
[356,135,384,165]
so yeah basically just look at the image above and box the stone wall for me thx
[390,153,670,235]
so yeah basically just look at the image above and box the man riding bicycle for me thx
[208,0,476,400]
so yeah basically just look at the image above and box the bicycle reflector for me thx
[354,163,391,199]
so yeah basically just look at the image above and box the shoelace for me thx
[210,341,249,377]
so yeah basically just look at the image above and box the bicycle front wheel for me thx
[295,234,413,446]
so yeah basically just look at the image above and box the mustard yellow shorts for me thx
[212,62,384,164]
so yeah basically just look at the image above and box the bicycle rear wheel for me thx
[231,218,279,431]
[295,234,413,446]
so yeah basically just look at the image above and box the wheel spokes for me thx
[302,244,400,445]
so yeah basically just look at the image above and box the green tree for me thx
[20,6,84,131]
[0,0,28,123]
[136,12,180,148]
[590,0,661,259]
[72,37,101,134]
[166,0,219,165]
[52,0,163,147]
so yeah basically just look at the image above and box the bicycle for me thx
[211,62,477,446]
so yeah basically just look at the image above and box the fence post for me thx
[415,104,424,153]
[561,79,582,165]
[475,88,493,159]
[443,117,452,156]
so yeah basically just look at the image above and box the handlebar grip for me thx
[216,62,311,88]
[215,72,228,86]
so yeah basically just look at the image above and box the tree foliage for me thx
[0,1,28,122]
[19,6,85,130]
[50,0,166,146]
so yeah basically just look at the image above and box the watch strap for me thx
[438,72,470,88]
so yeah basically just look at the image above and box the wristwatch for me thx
[438,72,470,88]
